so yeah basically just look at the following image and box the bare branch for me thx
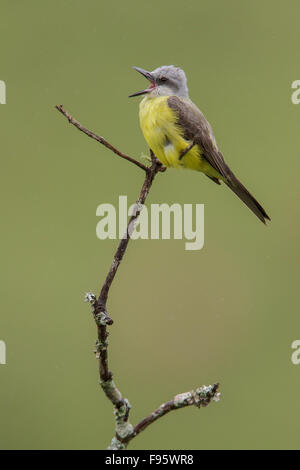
[55,104,149,172]
[98,152,165,308]
[57,105,220,449]
[132,383,220,440]
[84,152,167,449]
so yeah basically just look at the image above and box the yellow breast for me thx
[139,95,204,171]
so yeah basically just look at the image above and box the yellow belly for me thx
[139,95,220,178]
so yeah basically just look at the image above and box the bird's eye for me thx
[160,77,168,82]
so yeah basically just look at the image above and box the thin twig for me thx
[57,105,220,450]
[132,383,220,439]
[84,153,165,449]
[98,151,165,308]
[55,104,148,172]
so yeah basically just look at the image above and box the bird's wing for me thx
[167,95,232,180]
[168,96,270,223]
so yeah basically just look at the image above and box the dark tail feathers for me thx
[225,174,270,224]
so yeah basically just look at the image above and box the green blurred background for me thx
[0,0,299,450]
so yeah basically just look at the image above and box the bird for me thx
[129,65,270,224]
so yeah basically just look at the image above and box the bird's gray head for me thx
[129,65,189,99]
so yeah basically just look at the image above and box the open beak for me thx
[129,66,156,98]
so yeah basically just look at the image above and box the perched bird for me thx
[129,65,270,224]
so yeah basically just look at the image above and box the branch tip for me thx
[55,104,149,171]
[84,291,96,304]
